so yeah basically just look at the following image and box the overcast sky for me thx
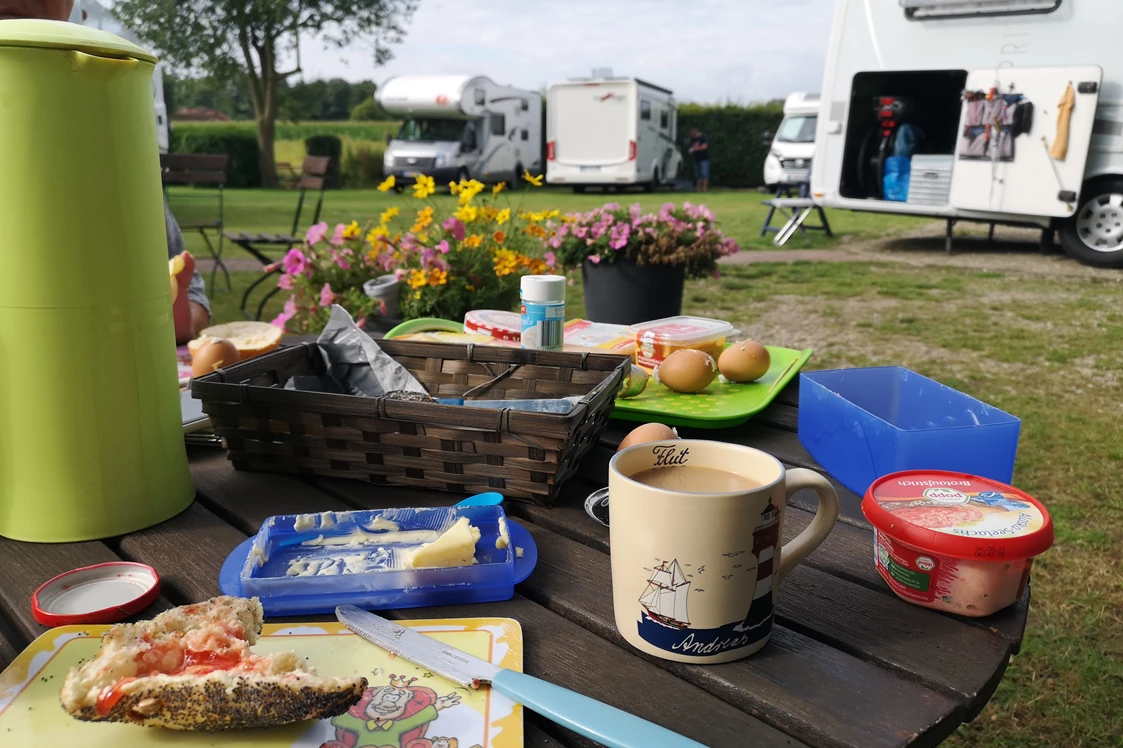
[295,0,835,104]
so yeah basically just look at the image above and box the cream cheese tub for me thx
[861,470,1053,617]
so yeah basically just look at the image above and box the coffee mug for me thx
[609,440,839,663]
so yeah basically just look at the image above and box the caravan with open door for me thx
[546,77,683,192]
[378,75,542,186]
[812,0,1123,267]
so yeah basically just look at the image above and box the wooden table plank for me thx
[0,612,21,670]
[520,523,964,748]
[526,720,570,747]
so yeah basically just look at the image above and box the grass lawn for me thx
[194,187,1119,745]
[168,185,924,264]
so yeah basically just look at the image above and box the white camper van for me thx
[763,93,819,188]
[70,0,170,153]
[378,75,542,186]
[813,0,1123,267]
[546,78,684,191]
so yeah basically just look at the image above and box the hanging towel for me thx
[1049,83,1076,161]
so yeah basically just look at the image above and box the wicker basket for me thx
[191,340,629,506]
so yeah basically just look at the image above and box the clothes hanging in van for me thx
[958,89,1033,163]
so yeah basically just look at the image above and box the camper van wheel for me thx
[455,168,469,186]
[1059,177,1123,268]
[572,186,587,194]
[644,169,661,193]
[512,164,523,188]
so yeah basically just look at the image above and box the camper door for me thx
[950,66,1103,218]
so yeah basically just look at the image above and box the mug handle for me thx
[778,468,839,584]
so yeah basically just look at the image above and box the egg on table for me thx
[190,338,240,378]
[719,340,771,383]
[617,422,679,452]
[654,349,718,393]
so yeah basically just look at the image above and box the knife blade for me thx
[336,606,707,748]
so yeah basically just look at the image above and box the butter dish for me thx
[218,505,538,615]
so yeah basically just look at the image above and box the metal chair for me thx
[161,153,229,290]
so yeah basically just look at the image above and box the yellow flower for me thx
[449,181,462,195]
[379,206,400,225]
[366,225,387,246]
[407,269,428,290]
[496,208,511,225]
[463,234,483,248]
[523,224,547,238]
[523,170,544,187]
[479,206,498,222]
[377,175,396,192]
[547,209,560,219]
[457,179,485,205]
[412,174,436,199]
[493,182,506,195]
[342,220,361,240]
[429,268,448,286]
[414,290,422,300]
[465,284,475,292]
[454,204,479,223]
[493,248,518,276]
[493,230,507,245]
[417,232,430,244]
[411,206,434,233]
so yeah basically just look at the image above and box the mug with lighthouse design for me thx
[608,440,840,663]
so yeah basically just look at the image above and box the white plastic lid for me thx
[521,275,566,303]
[626,316,736,346]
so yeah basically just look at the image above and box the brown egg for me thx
[617,422,679,452]
[655,349,718,393]
[191,338,240,378]
[718,340,771,383]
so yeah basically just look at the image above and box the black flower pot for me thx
[582,258,685,325]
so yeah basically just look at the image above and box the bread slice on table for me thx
[60,596,366,731]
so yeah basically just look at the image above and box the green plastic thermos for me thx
[0,21,194,542]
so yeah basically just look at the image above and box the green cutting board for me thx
[611,346,813,428]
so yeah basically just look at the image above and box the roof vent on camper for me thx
[592,67,613,79]
[901,0,1061,19]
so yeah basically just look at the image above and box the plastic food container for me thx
[862,470,1053,617]
[627,316,736,370]
[464,310,522,342]
[799,367,1021,497]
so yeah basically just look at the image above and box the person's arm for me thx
[166,202,210,342]
[695,137,708,153]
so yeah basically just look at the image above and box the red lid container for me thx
[32,562,161,627]
[862,470,1053,561]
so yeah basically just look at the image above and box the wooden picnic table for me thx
[0,379,1029,748]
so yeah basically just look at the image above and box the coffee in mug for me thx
[609,440,839,664]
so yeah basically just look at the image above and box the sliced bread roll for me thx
[60,596,366,731]
[188,321,283,361]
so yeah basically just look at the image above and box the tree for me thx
[114,1,416,186]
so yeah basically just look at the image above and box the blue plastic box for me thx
[798,367,1020,496]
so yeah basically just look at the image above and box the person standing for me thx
[688,128,711,193]
[0,0,211,343]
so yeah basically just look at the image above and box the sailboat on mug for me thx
[639,559,690,630]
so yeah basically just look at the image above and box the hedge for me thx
[341,141,386,188]
[305,135,343,189]
[169,125,262,188]
[678,102,784,188]
[174,120,399,142]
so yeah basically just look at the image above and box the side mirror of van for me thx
[760,131,774,148]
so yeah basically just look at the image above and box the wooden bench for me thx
[161,153,230,291]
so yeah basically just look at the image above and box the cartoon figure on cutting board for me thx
[321,674,464,748]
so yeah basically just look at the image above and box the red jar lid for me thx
[32,562,160,627]
[862,470,1053,561]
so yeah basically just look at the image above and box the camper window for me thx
[521,129,529,141]
[397,118,474,143]
[777,115,817,143]
[474,88,485,105]
[490,113,506,137]
[521,98,529,111]
[660,110,669,129]
[902,0,1060,20]
[641,100,652,121]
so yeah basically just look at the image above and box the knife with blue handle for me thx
[335,605,707,748]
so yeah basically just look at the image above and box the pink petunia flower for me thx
[282,248,307,276]
[394,268,406,280]
[277,273,295,290]
[629,203,643,219]
[329,223,346,246]
[305,222,329,245]
[271,295,297,330]
[603,202,620,211]
[588,254,601,264]
[435,239,450,254]
[330,249,351,270]
[545,251,557,267]
[441,216,466,241]
[320,283,336,307]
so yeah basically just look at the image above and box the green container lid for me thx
[0,18,156,62]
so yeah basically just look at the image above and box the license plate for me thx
[405,171,420,178]
[579,165,601,172]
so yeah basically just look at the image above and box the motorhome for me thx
[812,0,1123,267]
[763,92,819,188]
[378,75,542,186]
[70,0,170,153]
[546,77,683,192]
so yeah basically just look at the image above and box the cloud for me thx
[293,0,834,103]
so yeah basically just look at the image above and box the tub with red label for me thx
[861,470,1053,617]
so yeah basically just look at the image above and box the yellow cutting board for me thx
[0,618,523,748]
